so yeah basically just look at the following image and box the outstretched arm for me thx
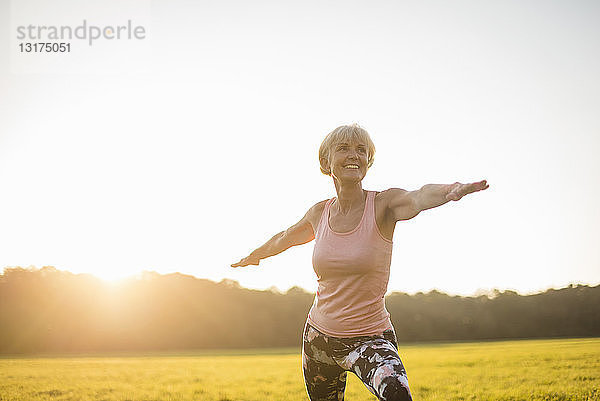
[416,180,489,210]
[231,204,319,268]
[387,180,489,221]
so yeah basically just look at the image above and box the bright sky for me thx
[1,0,599,296]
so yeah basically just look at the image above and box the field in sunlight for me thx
[0,338,598,401]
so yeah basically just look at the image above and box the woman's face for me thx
[328,139,369,184]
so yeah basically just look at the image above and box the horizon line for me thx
[2,265,599,298]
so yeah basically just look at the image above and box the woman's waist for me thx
[306,306,392,338]
[310,290,388,323]
[316,276,388,301]
[312,295,386,317]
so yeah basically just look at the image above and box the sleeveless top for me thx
[307,190,394,337]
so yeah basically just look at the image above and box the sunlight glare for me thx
[94,269,135,284]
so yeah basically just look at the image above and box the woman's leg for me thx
[334,330,412,401]
[302,323,347,401]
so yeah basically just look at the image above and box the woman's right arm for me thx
[231,201,325,268]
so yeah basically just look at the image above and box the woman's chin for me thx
[333,173,365,184]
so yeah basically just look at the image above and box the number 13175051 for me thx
[19,42,71,52]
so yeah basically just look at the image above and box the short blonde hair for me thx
[319,124,376,176]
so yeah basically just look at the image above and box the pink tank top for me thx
[307,190,393,337]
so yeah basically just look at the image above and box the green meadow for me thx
[1,338,598,401]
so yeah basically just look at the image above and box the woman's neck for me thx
[333,181,365,215]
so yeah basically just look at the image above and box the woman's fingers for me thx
[231,258,246,268]
[462,180,488,196]
[231,256,259,268]
[470,180,489,193]
[447,180,489,202]
[474,180,488,190]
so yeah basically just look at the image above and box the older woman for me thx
[232,124,489,401]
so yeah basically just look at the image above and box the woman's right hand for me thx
[231,254,260,268]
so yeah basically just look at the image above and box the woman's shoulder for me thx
[373,188,410,208]
[374,188,409,198]
[305,199,330,228]
[309,199,330,215]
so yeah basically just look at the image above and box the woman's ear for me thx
[319,156,330,175]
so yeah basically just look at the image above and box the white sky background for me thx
[0,0,599,296]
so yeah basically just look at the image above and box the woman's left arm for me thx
[387,180,489,221]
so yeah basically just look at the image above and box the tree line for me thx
[0,266,598,354]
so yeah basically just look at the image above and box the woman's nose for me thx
[347,149,359,159]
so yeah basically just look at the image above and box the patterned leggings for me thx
[302,322,412,401]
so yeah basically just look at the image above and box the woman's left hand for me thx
[446,180,489,201]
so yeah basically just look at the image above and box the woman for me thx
[232,124,489,401]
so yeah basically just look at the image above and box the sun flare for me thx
[93,269,135,283]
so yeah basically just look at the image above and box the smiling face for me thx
[318,124,376,177]
[328,140,369,184]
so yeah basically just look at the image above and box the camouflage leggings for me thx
[302,322,412,401]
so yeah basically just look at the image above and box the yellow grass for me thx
[1,338,598,400]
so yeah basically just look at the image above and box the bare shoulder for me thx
[378,187,420,221]
[376,188,418,220]
[307,199,328,220]
[375,188,410,208]
[304,199,329,231]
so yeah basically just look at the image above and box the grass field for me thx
[1,338,598,401]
